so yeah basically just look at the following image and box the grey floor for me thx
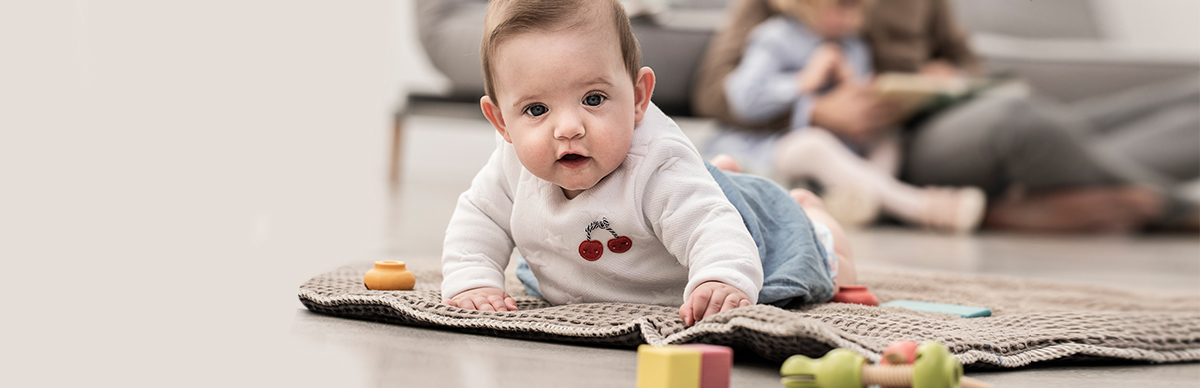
[291,105,1200,387]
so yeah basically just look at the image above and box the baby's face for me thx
[807,1,865,38]
[486,24,638,199]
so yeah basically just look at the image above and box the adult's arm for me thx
[864,0,978,73]
[690,0,786,131]
[927,0,980,73]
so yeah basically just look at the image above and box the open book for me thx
[874,72,993,121]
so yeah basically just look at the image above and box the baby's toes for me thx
[790,189,826,210]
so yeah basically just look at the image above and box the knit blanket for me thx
[298,264,1200,367]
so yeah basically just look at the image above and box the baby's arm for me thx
[724,21,810,124]
[441,139,520,310]
[795,43,856,93]
[679,281,753,326]
[640,137,764,325]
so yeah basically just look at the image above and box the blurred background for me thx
[1,0,1196,387]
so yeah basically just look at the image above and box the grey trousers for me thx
[902,75,1200,197]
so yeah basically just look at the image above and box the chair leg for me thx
[389,112,405,194]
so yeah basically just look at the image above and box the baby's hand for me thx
[796,43,854,93]
[443,287,518,312]
[679,281,752,326]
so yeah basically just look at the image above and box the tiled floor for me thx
[293,104,1200,387]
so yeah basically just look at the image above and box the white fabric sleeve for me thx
[441,142,517,301]
[640,137,764,305]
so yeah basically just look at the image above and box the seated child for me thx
[441,0,860,326]
[717,0,985,232]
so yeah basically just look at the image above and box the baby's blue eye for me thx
[584,94,605,107]
[525,104,547,117]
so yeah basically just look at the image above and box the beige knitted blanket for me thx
[298,264,1200,367]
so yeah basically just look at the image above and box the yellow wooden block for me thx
[637,345,701,388]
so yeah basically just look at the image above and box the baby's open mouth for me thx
[558,153,589,168]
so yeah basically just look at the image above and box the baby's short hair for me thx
[480,0,641,105]
[769,0,872,28]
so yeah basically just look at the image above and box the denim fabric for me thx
[515,162,836,306]
[515,258,544,299]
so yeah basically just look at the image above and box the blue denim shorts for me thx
[516,161,837,306]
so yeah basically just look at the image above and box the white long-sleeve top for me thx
[441,104,764,306]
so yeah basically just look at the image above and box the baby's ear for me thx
[480,95,512,143]
[632,67,656,123]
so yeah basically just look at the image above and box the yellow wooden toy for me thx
[637,345,701,388]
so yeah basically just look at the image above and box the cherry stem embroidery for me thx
[584,217,619,240]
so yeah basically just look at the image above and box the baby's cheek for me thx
[513,141,551,166]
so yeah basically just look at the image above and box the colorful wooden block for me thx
[681,344,733,388]
[637,345,701,388]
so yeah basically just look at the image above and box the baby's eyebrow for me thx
[511,96,536,109]
[579,77,613,88]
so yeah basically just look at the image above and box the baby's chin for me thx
[555,179,601,192]
[548,173,610,195]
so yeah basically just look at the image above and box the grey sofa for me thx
[388,0,1198,188]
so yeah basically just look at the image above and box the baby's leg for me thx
[790,189,858,287]
[709,155,859,289]
[774,128,985,232]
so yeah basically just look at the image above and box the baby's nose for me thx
[553,111,585,140]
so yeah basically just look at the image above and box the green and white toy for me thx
[780,342,993,388]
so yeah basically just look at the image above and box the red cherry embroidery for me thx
[607,236,632,253]
[580,218,631,260]
[579,240,603,261]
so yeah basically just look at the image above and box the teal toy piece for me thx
[780,348,864,388]
[913,342,962,388]
[880,300,992,318]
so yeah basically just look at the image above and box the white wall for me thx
[1095,0,1200,57]
[1,1,402,386]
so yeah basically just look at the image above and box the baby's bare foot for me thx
[789,188,826,210]
[710,154,742,173]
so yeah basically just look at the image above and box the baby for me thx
[441,0,858,326]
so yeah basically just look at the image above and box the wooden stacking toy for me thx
[780,341,993,388]
[363,260,416,290]
[636,344,732,388]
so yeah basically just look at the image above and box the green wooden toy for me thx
[780,342,992,388]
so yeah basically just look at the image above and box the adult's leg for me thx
[1062,74,1200,186]
[904,94,1165,231]
[904,94,1134,195]
[1072,74,1200,138]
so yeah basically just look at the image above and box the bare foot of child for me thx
[710,154,742,173]
[790,188,858,287]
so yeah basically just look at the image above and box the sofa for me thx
[388,0,1198,188]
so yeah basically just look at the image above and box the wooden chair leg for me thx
[389,112,405,194]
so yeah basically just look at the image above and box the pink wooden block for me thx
[680,344,732,388]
